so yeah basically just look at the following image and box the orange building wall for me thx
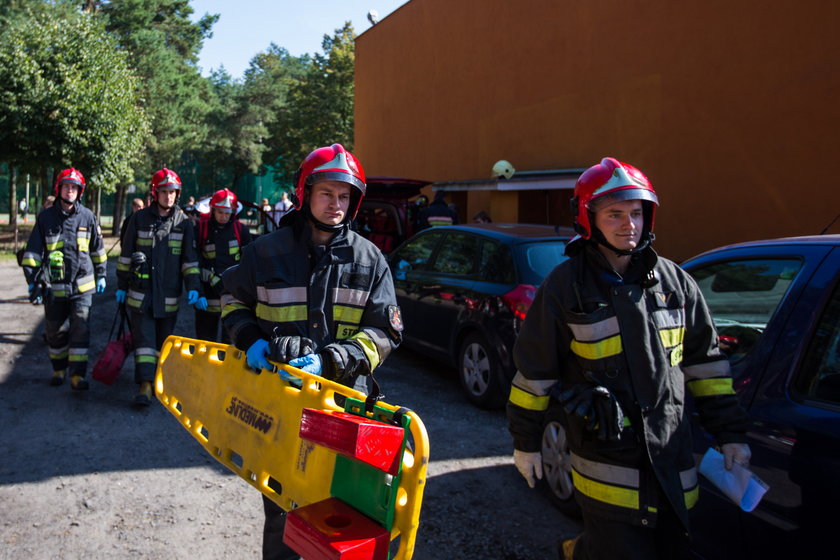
[354,0,840,260]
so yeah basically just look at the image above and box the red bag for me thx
[93,305,133,385]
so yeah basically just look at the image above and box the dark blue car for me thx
[681,235,840,559]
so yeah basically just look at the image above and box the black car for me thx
[388,223,574,408]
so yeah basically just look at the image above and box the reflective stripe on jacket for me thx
[221,215,401,376]
[198,217,252,311]
[22,202,106,299]
[116,205,200,317]
[507,242,749,530]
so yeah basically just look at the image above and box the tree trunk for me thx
[9,166,17,228]
[94,186,102,221]
[112,184,126,237]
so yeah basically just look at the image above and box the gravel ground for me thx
[0,256,579,559]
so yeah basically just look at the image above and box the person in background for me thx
[40,195,56,213]
[221,143,403,560]
[182,195,200,226]
[20,168,107,390]
[260,197,273,233]
[507,157,751,560]
[418,190,459,228]
[271,191,293,229]
[472,210,492,224]
[120,198,145,246]
[116,169,202,406]
[195,188,252,343]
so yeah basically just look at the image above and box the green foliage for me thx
[262,23,357,184]
[0,2,149,192]
[99,0,218,171]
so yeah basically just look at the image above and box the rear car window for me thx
[430,233,479,276]
[479,239,515,284]
[517,241,569,285]
[689,258,803,374]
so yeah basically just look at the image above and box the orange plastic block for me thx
[299,408,404,475]
[283,498,389,560]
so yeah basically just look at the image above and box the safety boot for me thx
[50,370,66,386]
[134,381,153,406]
[557,534,580,560]
[70,375,89,391]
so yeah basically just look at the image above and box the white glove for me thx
[721,442,751,470]
[513,450,543,488]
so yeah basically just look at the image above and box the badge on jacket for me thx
[388,305,404,332]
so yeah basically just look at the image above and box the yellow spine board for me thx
[155,336,429,560]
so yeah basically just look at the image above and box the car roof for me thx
[432,223,576,241]
[686,234,840,261]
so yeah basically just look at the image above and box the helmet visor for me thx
[588,187,658,212]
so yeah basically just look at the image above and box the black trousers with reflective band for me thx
[128,311,176,383]
[573,502,689,560]
[44,294,92,377]
[262,495,298,560]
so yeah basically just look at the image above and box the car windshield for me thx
[517,240,569,285]
[689,257,803,375]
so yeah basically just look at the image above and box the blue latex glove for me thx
[115,289,126,304]
[246,339,272,372]
[288,353,323,376]
[187,290,199,305]
[96,277,106,293]
[195,296,208,310]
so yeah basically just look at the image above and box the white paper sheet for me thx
[698,447,769,512]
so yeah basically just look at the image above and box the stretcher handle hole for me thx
[325,514,352,529]
[267,476,283,496]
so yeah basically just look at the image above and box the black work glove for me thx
[558,384,625,442]
[269,335,315,363]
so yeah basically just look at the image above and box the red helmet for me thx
[210,188,238,212]
[150,168,182,199]
[294,143,366,220]
[571,157,659,240]
[54,168,86,197]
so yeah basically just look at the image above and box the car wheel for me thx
[539,405,580,517]
[458,332,505,409]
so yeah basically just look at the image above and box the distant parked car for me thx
[388,223,575,407]
[537,235,840,553]
[357,177,430,255]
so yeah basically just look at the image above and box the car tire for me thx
[539,405,581,517]
[457,332,505,409]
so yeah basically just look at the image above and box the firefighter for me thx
[21,168,107,389]
[195,188,252,343]
[507,157,752,560]
[418,190,458,228]
[221,143,403,560]
[116,168,202,406]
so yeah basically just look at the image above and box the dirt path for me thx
[0,257,578,559]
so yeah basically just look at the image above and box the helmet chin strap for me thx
[303,204,345,233]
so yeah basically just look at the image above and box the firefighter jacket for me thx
[197,216,252,314]
[117,204,200,318]
[221,212,402,381]
[418,200,458,228]
[21,202,107,299]
[507,241,749,531]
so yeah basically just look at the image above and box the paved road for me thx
[0,258,578,559]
